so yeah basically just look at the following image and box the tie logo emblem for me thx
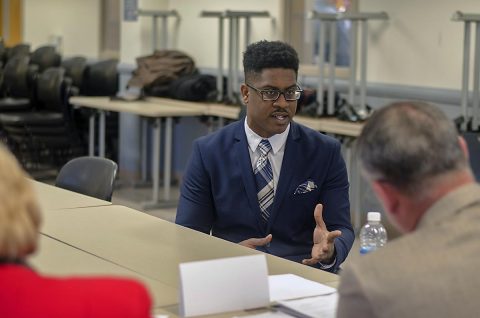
[254,139,274,222]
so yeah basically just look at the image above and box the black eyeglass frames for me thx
[245,83,303,101]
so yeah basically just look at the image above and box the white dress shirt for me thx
[244,118,290,194]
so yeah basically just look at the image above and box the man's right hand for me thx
[239,234,272,249]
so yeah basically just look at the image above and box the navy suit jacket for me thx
[176,120,354,272]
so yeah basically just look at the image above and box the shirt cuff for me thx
[318,257,336,270]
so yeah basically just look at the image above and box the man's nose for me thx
[273,92,289,108]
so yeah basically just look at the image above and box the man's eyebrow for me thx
[259,84,298,90]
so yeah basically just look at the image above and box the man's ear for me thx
[240,84,249,104]
[458,136,470,160]
[371,180,400,216]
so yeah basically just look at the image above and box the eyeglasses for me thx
[246,83,303,101]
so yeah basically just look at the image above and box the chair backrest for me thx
[3,56,32,97]
[55,156,118,201]
[6,43,30,61]
[35,67,66,112]
[30,45,61,72]
[61,56,87,90]
[81,59,119,96]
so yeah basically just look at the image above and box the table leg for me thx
[99,111,106,158]
[163,117,173,201]
[141,118,148,182]
[217,117,225,129]
[142,118,162,209]
[88,112,95,156]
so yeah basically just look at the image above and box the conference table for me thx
[36,202,339,316]
[30,235,178,307]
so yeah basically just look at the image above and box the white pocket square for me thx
[294,180,317,195]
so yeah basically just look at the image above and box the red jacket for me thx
[0,264,152,318]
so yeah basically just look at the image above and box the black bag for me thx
[168,74,217,102]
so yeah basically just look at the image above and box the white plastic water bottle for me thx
[359,212,387,255]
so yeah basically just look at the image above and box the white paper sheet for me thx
[268,274,337,302]
[234,311,294,318]
[179,254,269,317]
[276,293,338,318]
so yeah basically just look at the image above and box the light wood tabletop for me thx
[39,204,339,316]
[31,235,178,307]
[32,180,111,211]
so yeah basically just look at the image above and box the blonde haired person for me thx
[0,145,152,318]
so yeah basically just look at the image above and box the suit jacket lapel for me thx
[267,122,301,232]
[233,122,265,232]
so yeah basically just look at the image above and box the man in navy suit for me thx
[176,40,354,272]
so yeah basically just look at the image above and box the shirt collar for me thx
[244,117,290,154]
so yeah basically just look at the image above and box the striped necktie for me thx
[254,139,274,222]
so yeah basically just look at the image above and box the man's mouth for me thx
[272,113,289,121]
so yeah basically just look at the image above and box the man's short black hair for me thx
[243,40,299,81]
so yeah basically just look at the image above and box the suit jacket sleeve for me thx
[320,140,355,272]
[336,265,376,318]
[176,140,214,233]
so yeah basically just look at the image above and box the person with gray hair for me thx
[336,101,480,318]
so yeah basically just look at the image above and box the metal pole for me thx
[161,16,168,49]
[151,118,161,204]
[317,20,326,116]
[472,22,480,130]
[245,16,251,47]
[152,16,158,51]
[359,20,368,112]
[99,111,106,158]
[461,22,471,131]
[227,17,234,102]
[232,17,240,99]
[327,21,337,115]
[348,21,358,106]
[141,119,148,182]
[163,117,173,201]
[217,17,224,102]
[89,112,95,156]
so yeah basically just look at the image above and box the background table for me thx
[70,96,205,208]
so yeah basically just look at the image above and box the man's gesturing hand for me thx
[239,234,273,249]
[302,204,342,266]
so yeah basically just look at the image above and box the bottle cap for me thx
[367,212,381,222]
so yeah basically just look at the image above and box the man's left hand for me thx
[302,204,342,266]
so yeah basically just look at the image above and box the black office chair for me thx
[55,156,118,201]
[0,40,7,67]
[0,55,38,111]
[5,43,30,62]
[30,45,61,72]
[61,56,87,92]
[81,59,119,96]
[0,67,83,169]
